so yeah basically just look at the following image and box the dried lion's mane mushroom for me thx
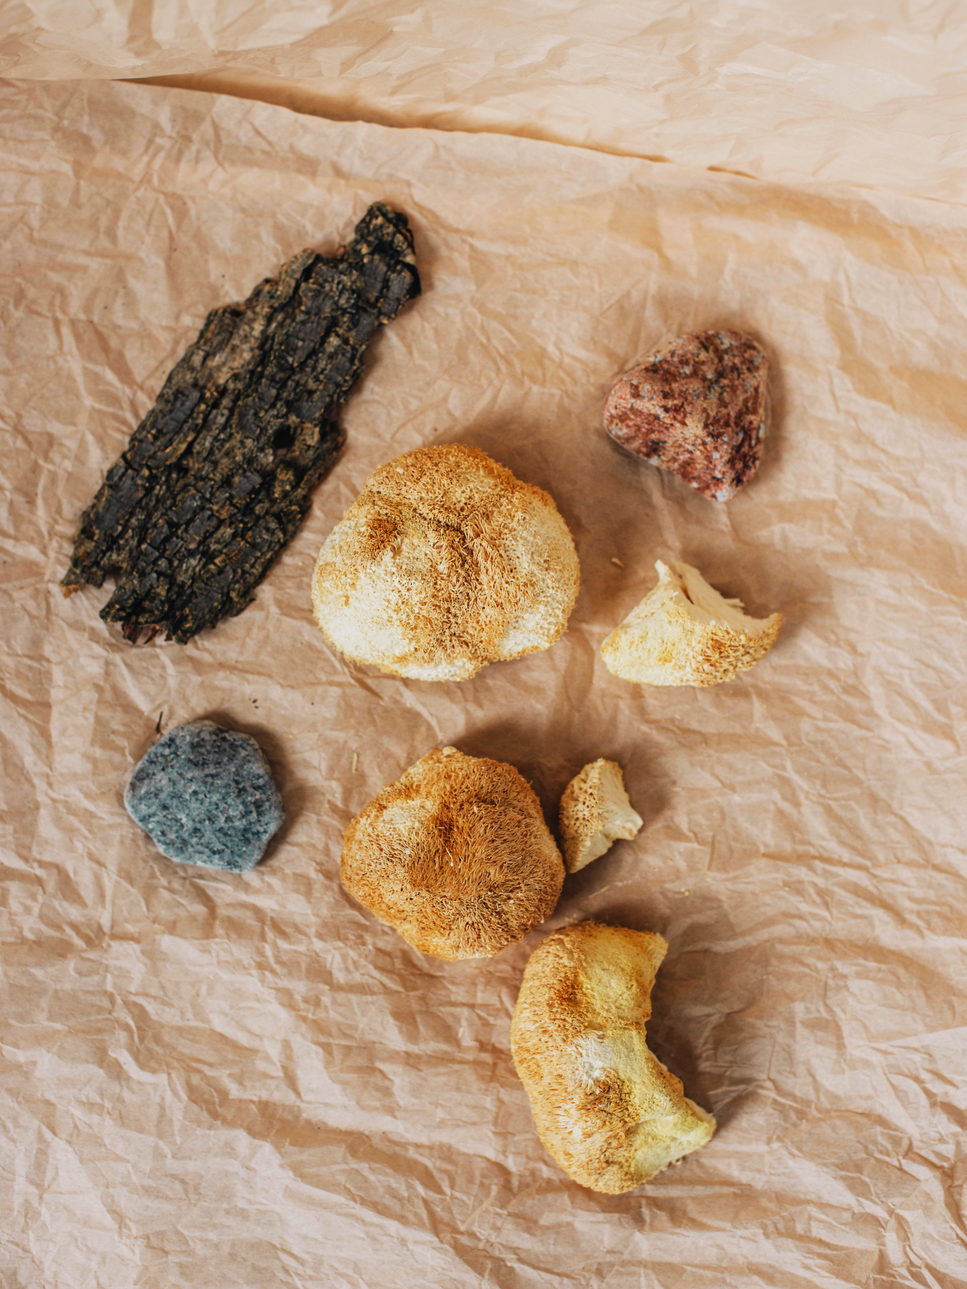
[558,758,643,873]
[341,746,565,960]
[312,443,580,681]
[602,560,781,686]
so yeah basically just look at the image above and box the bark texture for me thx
[63,202,420,643]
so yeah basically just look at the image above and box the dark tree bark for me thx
[63,202,420,643]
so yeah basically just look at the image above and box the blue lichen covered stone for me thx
[125,720,285,872]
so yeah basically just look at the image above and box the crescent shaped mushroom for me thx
[511,921,716,1193]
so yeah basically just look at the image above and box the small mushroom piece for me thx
[341,746,564,960]
[558,759,643,873]
[511,921,716,1194]
[601,559,781,687]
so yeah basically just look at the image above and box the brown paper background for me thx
[2,1,967,203]
[2,75,967,1287]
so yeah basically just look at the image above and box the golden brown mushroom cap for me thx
[511,921,716,1193]
[311,444,580,681]
[341,746,565,960]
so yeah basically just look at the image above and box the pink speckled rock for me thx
[604,330,768,502]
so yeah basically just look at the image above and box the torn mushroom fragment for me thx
[604,329,768,501]
[559,759,643,873]
[311,443,580,681]
[511,921,716,1194]
[602,560,781,687]
[341,746,564,960]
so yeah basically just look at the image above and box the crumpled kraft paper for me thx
[1,76,966,1289]
[2,1,967,204]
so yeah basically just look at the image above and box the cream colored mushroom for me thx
[311,444,580,681]
[601,559,780,686]
[510,921,716,1193]
[558,759,642,873]
[340,746,564,960]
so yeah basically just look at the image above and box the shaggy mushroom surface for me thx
[558,759,643,873]
[511,921,716,1193]
[341,746,564,959]
[311,443,579,680]
[602,559,781,686]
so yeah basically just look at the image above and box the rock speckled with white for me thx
[604,329,768,501]
[125,720,284,872]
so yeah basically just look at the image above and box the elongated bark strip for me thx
[63,202,420,644]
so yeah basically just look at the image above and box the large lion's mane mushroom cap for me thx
[602,559,781,687]
[340,746,565,960]
[510,921,716,1194]
[311,444,580,681]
